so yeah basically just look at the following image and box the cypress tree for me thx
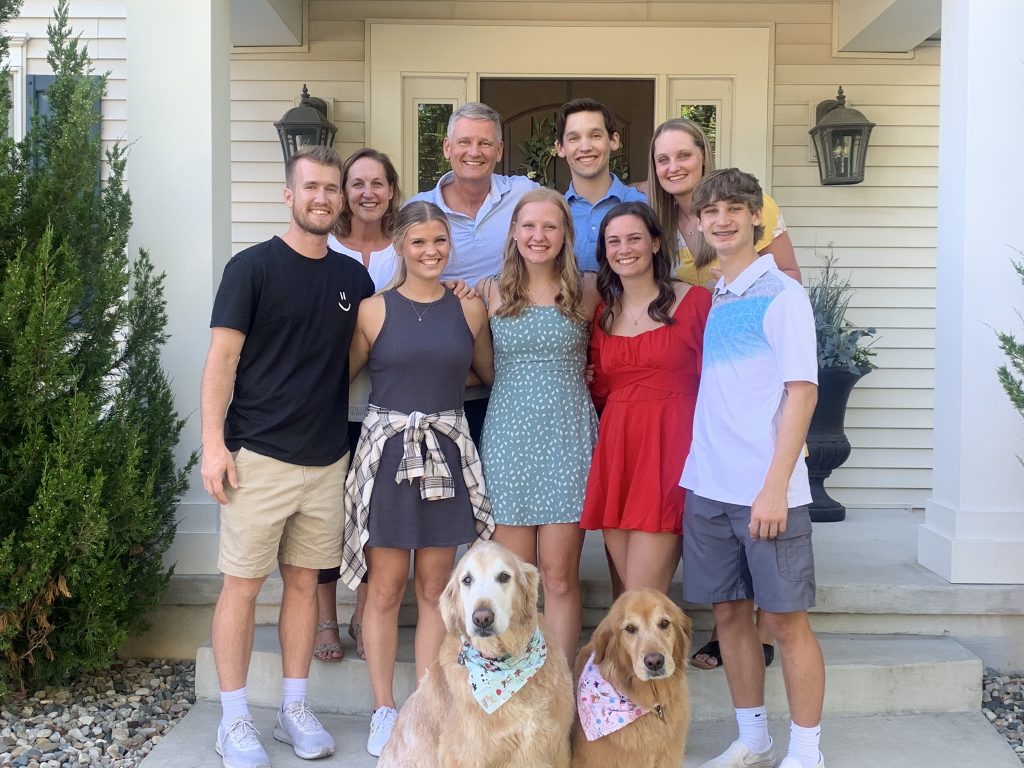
[0,0,195,694]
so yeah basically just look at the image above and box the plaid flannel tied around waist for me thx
[340,404,493,590]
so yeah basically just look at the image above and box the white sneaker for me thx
[366,706,398,757]
[700,738,777,768]
[778,754,825,768]
[216,717,271,768]
[273,701,336,759]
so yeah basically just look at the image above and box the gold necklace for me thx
[529,278,558,305]
[623,301,646,327]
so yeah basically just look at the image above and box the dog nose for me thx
[472,608,494,629]
[644,653,665,673]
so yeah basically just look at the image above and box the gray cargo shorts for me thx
[682,490,816,613]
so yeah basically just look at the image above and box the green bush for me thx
[0,0,194,695]
[996,256,1024,466]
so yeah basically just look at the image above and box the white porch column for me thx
[918,0,1024,583]
[127,0,231,574]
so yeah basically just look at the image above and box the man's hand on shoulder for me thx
[201,441,238,505]
[444,279,477,300]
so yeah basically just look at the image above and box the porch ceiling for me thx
[230,0,302,47]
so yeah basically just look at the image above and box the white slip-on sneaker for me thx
[778,754,825,768]
[700,738,777,768]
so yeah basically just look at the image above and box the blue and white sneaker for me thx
[216,716,271,768]
[273,701,336,759]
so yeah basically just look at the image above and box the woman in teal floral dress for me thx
[476,188,600,662]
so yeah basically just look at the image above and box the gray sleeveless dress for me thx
[364,288,479,549]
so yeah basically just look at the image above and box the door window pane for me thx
[417,102,453,192]
[680,104,718,164]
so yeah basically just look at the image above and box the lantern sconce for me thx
[809,86,875,186]
[274,84,338,164]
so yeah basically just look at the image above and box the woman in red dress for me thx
[581,201,711,594]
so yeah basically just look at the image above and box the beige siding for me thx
[7,0,128,172]
[226,2,937,509]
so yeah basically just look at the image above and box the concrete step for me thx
[139,700,1022,768]
[195,627,982,720]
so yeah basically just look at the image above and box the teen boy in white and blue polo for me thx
[680,168,826,768]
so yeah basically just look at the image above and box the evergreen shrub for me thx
[0,0,194,695]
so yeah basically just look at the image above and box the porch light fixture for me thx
[274,84,338,163]
[809,86,875,185]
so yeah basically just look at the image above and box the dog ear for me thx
[440,569,464,635]
[512,561,541,628]
[591,615,616,665]
[672,605,693,670]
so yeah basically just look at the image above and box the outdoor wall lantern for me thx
[274,84,337,163]
[809,86,875,185]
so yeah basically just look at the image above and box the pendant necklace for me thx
[401,291,442,322]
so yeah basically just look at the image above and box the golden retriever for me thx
[571,589,692,768]
[378,542,574,768]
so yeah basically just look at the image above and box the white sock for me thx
[220,687,250,728]
[736,705,772,754]
[282,677,307,708]
[787,721,822,768]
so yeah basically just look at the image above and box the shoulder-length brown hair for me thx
[595,202,678,334]
[647,118,717,270]
[333,148,403,240]
[495,188,586,324]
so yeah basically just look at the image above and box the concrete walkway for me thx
[140,700,1022,768]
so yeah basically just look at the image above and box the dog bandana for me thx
[577,652,653,741]
[459,628,547,714]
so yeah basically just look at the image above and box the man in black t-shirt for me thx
[200,146,374,767]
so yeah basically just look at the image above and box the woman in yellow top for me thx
[648,117,801,288]
[647,117,797,671]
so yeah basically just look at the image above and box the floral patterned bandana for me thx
[459,627,547,714]
[577,652,657,741]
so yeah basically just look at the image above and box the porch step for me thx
[195,626,982,720]
[138,700,1022,768]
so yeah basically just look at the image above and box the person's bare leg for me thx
[349,580,368,658]
[714,598,765,708]
[602,529,630,597]
[538,523,585,662]
[756,607,776,647]
[412,546,458,683]
[213,574,267,691]
[363,547,410,709]
[313,580,344,661]
[620,531,681,594]
[492,524,539,565]
[760,610,824,726]
[278,564,319,679]
[605,545,625,601]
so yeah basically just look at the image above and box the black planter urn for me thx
[804,366,869,522]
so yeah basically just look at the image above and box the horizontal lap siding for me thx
[773,22,938,509]
[9,0,128,178]
[229,2,938,509]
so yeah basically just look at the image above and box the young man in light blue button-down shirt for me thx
[556,98,648,272]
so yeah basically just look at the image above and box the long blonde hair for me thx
[647,118,717,269]
[495,188,585,323]
[385,201,452,290]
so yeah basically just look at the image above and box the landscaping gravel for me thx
[1,662,1022,766]
[0,659,194,768]
[983,669,1024,765]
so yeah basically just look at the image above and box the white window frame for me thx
[4,32,29,140]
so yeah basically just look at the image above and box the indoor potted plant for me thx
[805,251,877,522]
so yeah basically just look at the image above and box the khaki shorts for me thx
[218,447,349,579]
